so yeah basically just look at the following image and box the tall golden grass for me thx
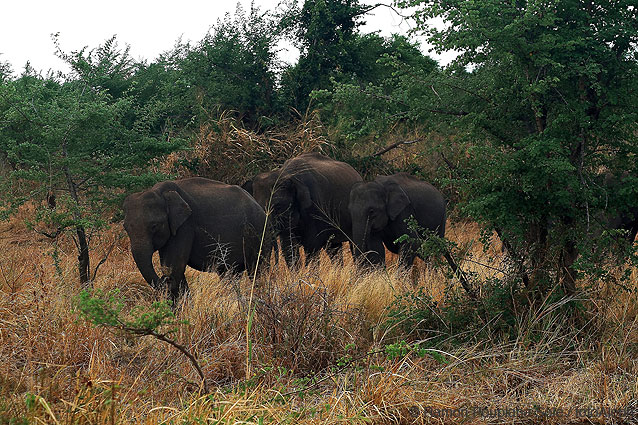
[160,110,330,185]
[1,205,638,424]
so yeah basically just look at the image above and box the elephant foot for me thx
[159,275,188,306]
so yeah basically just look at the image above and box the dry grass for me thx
[1,209,638,424]
[160,111,330,185]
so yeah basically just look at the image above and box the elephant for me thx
[123,177,270,300]
[348,172,446,267]
[246,152,363,263]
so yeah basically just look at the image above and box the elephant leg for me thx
[300,222,324,263]
[240,222,272,274]
[159,254,188,302]
[279,232,300,266]
[397,245,417,269]
[381,232,401,267]
[359,236,386,268]
[159,236,192,302]
[302,243,321,265]
[325,239,343,262]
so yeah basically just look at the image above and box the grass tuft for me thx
[1,213,637,424]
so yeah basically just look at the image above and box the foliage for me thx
[280,0,369,111]
[0,38,182,284]
[180,3,283,128]
[385,217,593,345]
[313,35,439,145]
[74,289,208,392]
[387,0,638,295]
[387,283,515,346]
[0,60,12,82]
[128,46,197,137]
[74,289,184,336]
[385,276,584,348]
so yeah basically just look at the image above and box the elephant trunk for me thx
[351,223,368,259]
[130,240,161,290]
[352,220,385,266]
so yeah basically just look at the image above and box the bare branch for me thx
[440,152,457,172]
[35,227,64,240]
[91,231,124,281]
[358,3,412,22]
[121,324,208,394]
[373,140,420,157]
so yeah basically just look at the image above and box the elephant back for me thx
[281,152,362,223]
[377,173,447,237]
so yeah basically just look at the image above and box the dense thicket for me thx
[1,0,637,306]
[395,0,638,295]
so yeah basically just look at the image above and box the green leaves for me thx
[74,289,185,336]
[390,0,638,293]
[0,38,184,284]
[74,289,124,328]
[180,4,282,128]
[312,34,440,149]
[281,0,375,111]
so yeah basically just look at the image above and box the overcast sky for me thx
[1,0,452,75]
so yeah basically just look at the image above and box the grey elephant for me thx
[246,152,363,263]
[348,173,446,267]
[123,177,269,300]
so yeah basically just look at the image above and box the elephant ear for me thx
[384,181,410,220]
[163,190,192,236]
[241,180,253,195]
[293,180,313,210]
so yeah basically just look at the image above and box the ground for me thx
[1,208,637,424]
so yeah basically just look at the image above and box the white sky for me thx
[0,0,453,75]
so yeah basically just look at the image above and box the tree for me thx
[280,0,368,111]
[0,39,182,285]
[394,0,638,293]
[312,34,439,149]
[180,4,282,128]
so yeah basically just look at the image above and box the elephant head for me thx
[241,180,253,195]
[348,180,410,265]
[251,169,312,234]
[123,189,192,289]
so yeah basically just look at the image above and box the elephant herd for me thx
[123,152,447,299]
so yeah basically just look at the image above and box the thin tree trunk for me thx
[495,228,531,288]
[75,225,90,285]
[59,108,91,285]
[62,163,91,286]
[443,251,477,300]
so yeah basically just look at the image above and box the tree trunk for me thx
[443,251,477,300]
[559,240,579,295]
[61,128,92,286]
[63,166,91,286]
[76,225,91,286]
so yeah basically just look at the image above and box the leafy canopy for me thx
[0,37,183,283]
[393,0,638,289]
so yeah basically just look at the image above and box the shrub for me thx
[250,271,369,374]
